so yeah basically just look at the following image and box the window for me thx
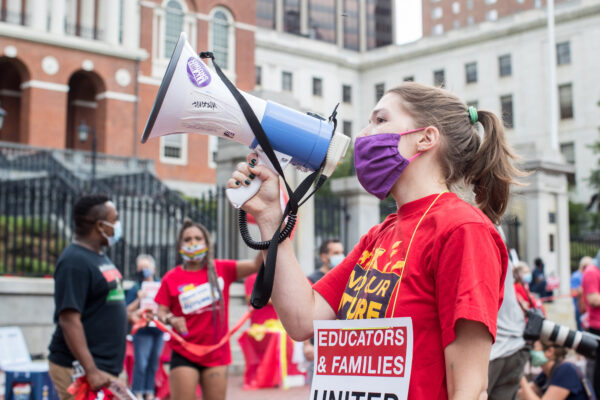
[559,83,573,119]
[498,54,512,77]
[485,0,497,4]
[466,0,474,10]
[160,134,187,164]
[486,9,498,21]
[282,71,293,91]
[560,142,575,164]
[432,7,443,19]
[465,62,477,84]
[403,76,414,82]
[453,20,460,29]
[257,0,276,29]
[313,77,323,97]
[284,0,300,34]
[375,83,385,102]
[556,42,571,65]
[467,16,474,26]
[500,94,514,129]
[164,0,184,58]
[452,2,460,14]
[211,10,231,70]
[432,24,444,35]
[342,84,352,104]
[342,120,352,137]
[433,69,445,87]
[255,66,262,86]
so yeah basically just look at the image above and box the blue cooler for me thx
[0,327,59,400]
[4,364,58,400]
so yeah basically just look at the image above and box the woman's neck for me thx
[183,260,205,271]
[542,360,556,376]
[390,157,448,208]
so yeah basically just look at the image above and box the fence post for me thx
[330,177,380,250]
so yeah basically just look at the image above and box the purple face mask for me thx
[353,128,425,200]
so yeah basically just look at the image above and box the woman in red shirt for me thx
[155,219,260,400]
[228,82,522,398]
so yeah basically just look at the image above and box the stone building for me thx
[0,0,256,196]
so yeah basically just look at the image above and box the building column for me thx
[49,0,65,35]
[275,0,284,31]
[331,176,380,251]
[300,0,308,35]
[358,0,367,52]
[80,0,95,39]
[122,0,139,48]
[336,0,344,48]
[513,143,574,296]
[556,191,571,295]
[27,0,48,31]
[101,0,120,45]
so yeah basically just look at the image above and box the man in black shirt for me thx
[48,195,126,400]
[305,238,345,384]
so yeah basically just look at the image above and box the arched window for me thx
[164,0,183,57]
[211,10,230,70]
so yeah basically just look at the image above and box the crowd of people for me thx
[46,82,600,400]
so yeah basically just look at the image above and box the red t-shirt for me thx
[154,260,237,366]
[582,264,600,329]
[244,273,279,325]
[313,193,507,399]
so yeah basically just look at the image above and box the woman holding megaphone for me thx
[228,81,522,399]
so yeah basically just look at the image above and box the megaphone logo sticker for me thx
[186,57,211,87]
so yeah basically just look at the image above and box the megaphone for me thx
[141,32,350,208]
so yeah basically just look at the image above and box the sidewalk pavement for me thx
[226,374,310,400]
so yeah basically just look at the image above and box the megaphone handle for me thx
[226,164,265,209]
[225,149,291,209]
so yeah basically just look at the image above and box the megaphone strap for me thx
[200,52,329,309]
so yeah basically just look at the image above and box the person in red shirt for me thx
[513,261,546,316]
[227,82,521,398]
[581,255,600,395]
[154,219,261,400]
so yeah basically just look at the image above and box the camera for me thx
[523,310,599,359]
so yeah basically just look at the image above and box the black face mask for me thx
[137,271,145,282]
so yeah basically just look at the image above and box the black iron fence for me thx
[0,176,351,279]
[314,193,350,252]
[0,175,232,279]
[570,236,600,270]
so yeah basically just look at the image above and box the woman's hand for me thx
[226,153,283,234]
[170,316,188,335]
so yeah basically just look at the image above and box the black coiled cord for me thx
[238,210,297,250]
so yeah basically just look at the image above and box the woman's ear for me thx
[416,126,440,152]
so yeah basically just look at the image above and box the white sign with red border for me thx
[311,317,413,400]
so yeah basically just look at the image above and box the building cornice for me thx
[0,23,148,61]
[255,29,361,69]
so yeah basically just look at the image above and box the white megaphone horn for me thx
[141,32,350,208]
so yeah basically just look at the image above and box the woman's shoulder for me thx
[213,259,237,275]
[430,194,498,238]
[554,362,580,377]
[161,265,182,280]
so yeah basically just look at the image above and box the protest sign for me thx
[311,318,413,400]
